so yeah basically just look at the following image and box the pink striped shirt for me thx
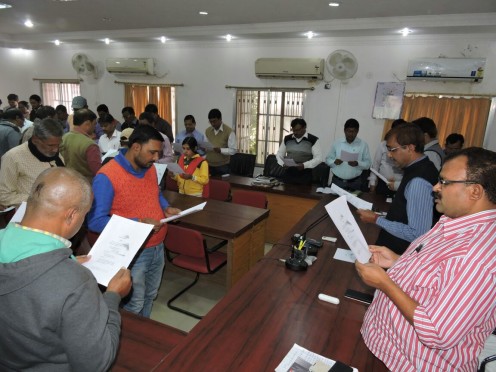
[361,209,496,372]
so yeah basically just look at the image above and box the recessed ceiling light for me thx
[160,36,166,43]
[104,38,110,44]
[0,3,12,9]
[199,11,208,15]
[400,27,412,36]
[304,31,316,39]
[224,34,233,42]
[54,39,60,46]
[329,2,340,6]
[24,19,33,28]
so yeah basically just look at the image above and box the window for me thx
[235,90,304,165]
[41,81,80,108]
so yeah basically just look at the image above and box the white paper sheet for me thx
[283,158,298,167]
[9,202,27,223]
[325,196,371,264]
[199,141,214,151]
[82,215,154,286]
[329,184,373,210]
[160,201,206,223]
[316,187,333,194]
[340,150,359,162]
[333,248,357,263]
[370,168,389,184]
[101,149,119,161]
[154,163,167,184]
[165,162,183,175]
[275,343,358,372]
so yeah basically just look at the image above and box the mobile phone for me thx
[329,360,353,372]
[344,289,373,305]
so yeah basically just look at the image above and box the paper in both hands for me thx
[160,202,206,223]
[82,215,154,286]
[154,163,167,184]
[325,196,371,264]
[9,202,27,223]
[165,162,184,175]
[340,150,359,162]
[329,183,373,210]
[283,158,298,167]
[370,168,389,184]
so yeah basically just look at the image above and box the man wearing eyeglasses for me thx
[358,123,438,254]
[356,147,496,371]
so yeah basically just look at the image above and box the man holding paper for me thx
[356,147,496,372]
[357,123,438,254]
[88,125,180,317]
[276,118,323,185]
[0,167,132,371]
[326,118,371,191]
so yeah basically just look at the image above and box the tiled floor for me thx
[150,243,274,332]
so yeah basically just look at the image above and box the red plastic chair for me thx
[232,190,268,209]
[207,179,231,201]
[164,224,227,319]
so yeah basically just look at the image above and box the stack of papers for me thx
[252,176,279,187]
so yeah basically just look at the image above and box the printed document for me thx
[329,184,373,210]
[340,150,359,162]
[275,343,358,372]
[160,202,206,223]
[82,215,154,286]
[325,196,371,264]
[370,168,389,184]
[101,149,119,162]
[165,162,183,175]
[154,163,167,184]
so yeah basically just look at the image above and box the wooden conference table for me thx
[156,192,389,372]
[163,190,269,289]
[221,175,324,244]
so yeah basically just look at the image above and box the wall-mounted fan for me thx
[325,50,358,82]
[71,53,98,79]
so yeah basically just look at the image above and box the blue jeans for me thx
[122,243,165,318]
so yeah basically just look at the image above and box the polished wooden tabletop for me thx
[156,193,389,372]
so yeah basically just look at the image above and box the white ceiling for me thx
[1,0,496,47]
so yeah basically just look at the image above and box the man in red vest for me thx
[88,125,180,317]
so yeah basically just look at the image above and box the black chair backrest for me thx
[230,153,256,177]
[263,154,286,179]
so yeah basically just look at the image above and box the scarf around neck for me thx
[28,139,64,167]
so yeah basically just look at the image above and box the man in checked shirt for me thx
[356,147,496,372]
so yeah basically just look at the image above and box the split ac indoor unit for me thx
[255,58,324,80]
[406,58,485,82]
[106,58,155,75]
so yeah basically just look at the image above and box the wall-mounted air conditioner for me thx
[255,58,324,80]
[407,58,485,82]
[106,58,155,75]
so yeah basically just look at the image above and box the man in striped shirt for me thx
[356,147,496,372]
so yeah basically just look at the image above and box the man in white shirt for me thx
[98,114,121,154]
[204,108,237,176]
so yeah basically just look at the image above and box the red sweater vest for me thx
[98,161,167,248]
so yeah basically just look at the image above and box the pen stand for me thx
[285,247,308,271]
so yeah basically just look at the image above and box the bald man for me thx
[0,168,131,371]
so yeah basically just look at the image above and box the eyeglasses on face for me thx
[386,145,406,153]
[437,177,478,186]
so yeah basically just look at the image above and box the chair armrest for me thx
[203,236,228,253]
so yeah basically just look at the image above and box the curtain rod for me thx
[225,85,314,91]
[33,78,81,83]
[114,80,184,87]
[405,92,495,98]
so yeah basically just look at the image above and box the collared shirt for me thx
[98,130,121,153]
[211,124,237,155]
[369,140,403,189]
[362,209,496,372]
[175,129,206,155]
[376,157,433,242]
[276,132,323,169]
[326,137,371,180]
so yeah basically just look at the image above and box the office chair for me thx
[208,179,231,201]
[229,153,256,177]
[263,154,286,179]
[479,332,496,372]
[164,224,227,319]
[232,190,268,209]
[165,174,179,192]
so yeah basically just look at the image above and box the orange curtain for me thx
[157,86,172,123]
[382,96,490,147]
[123,84,172,123]
[124,85,149,116]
